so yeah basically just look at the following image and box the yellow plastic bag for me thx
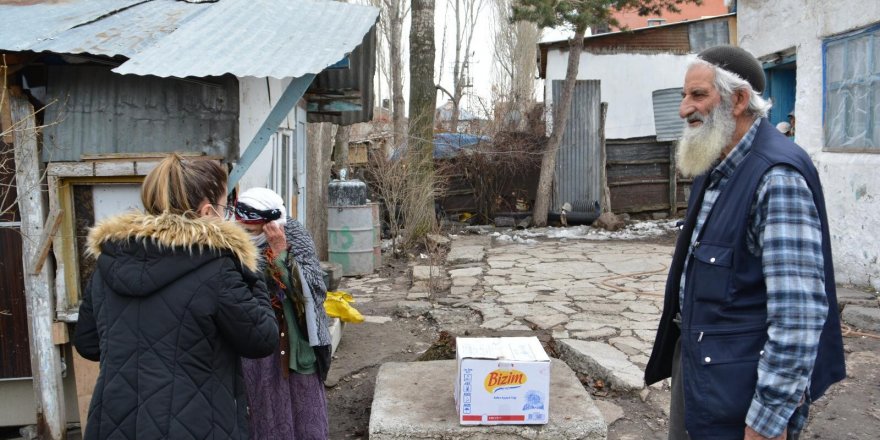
[324,290,364,323]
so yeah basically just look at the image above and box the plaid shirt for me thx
[680,118,828,437]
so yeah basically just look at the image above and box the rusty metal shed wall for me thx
[308,25,377,126]
[42,66,239,162]
[551,80,602,213]
[653,87,684,142]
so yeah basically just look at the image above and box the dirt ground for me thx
[325,239,880,440]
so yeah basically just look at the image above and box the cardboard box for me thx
[454,337,551,425]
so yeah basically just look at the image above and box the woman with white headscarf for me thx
[235,187,331,439]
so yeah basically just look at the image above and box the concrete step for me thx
[557,339,644,392]
[369,359,607,440]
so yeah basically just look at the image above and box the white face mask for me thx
[251,232,268,247]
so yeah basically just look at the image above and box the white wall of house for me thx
[543,50,696,139]
[738,0,880,289]
[238,77,308,224]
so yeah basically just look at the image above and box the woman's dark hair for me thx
[141,153,227,216]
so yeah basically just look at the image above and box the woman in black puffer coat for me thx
[74,154,279,440]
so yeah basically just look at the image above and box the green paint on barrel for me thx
[328,204,377,276]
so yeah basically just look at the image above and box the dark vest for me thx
[645,119,845,438]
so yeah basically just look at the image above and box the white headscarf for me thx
[237,187,287,246]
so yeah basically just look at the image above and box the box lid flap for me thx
[456,336,550,362]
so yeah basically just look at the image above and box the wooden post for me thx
[669,141,678,217]
[599,102,611,214]
[11,94,67,439]
[306,122,336,261]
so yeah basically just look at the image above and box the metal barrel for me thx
[328,204,375,276]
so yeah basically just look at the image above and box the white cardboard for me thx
[455,337,551,425]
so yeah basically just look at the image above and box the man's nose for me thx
[679,99,693,119]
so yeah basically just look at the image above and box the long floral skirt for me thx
[242,350,329,439]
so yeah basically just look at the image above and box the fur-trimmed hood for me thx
[88,212,259,272]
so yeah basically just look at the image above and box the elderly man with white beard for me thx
[644,45,845,440]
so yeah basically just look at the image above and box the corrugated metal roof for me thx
[0,0,379,80]
[113,0,379,78]
[653,87,684,141]
[0,0,146,51]
[27,0,211,58]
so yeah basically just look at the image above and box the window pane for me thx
[825,90,847,147]
[872,86,880,149]
[848,85,870,147]
[847,37,870,81]
[874,34,880,74]
[826,42,845,83]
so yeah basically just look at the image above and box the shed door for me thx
[0,146,30,379]
[551,80,602,213]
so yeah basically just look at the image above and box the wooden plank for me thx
[72,350,99,433]
[50,322,68,345]
[29,208,63,275]
[11,93,66,438]
[1,85,13,143]
[81,152,217,162]
[599,102,611,213]
[47,162,94,177]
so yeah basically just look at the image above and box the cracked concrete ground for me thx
[325,229,880,440]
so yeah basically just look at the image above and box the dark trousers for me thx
[669,338,800,440]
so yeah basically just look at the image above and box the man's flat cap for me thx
[698,45,766,94]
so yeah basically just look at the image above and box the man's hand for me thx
[745,426,786,440]
[264,222,287,256]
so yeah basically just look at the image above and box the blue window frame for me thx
[823,23,880,152]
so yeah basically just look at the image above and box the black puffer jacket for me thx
[74,213,279,440]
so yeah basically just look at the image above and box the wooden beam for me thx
[51,322,68,345]
[29,208,62,274]
[11,93,66,440]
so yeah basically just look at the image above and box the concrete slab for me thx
[557,340,644,392]
[369,360,607,440]
[837,287,879,307]
[413,265,445,281]
[842,305,880,332]
[447,245,486,264]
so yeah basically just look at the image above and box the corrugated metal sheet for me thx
[308,25,376,125]
[42,66,239,162]
[27,0,211,58]
[0,0,379,80]
[653,87,684,141]
[550,80,602,213]
[113,0,379,79]
[0,0,145,51]
[688,19,731,53]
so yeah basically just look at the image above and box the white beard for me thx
[676,99,736,178]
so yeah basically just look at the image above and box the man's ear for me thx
[732,89,750,117]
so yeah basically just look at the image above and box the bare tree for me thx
[406,0,437,241]
[492,0,540,131]
[371,0,411,147]
[435,0,486,132]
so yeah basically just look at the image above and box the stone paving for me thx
[443,234,674,393]
[340,228,880,400]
